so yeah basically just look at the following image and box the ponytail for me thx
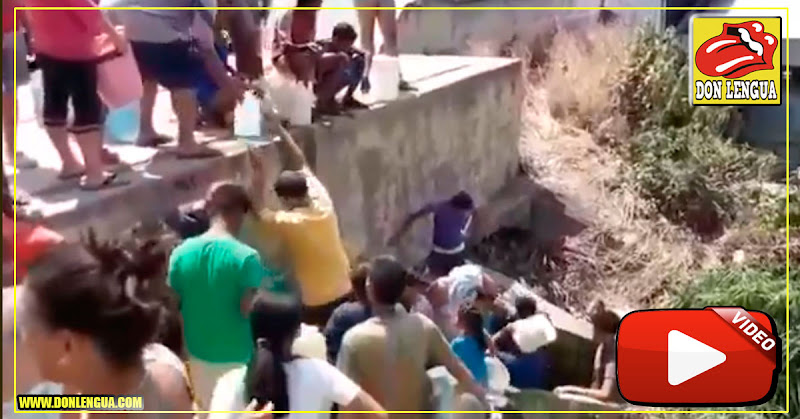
[245,293,302,416]
[247,338,290,415]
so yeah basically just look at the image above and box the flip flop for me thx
[175,146,222,160]
[137,135,173,148]
[79,172,130,191]
[57,170,86,181]
[398,80,416,91]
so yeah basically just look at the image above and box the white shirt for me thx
[209,358,360,419]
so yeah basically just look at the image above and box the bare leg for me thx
[170,89,218,159]
[73,129,108,187]
[315,53,349,114]
[357,7,377,60]
[44,126,84,178]
[137,79,170,147]
[376,6,398,57]
[375,4,414,90]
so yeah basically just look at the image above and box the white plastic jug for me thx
[289,83,314,126]
[292,324,327,360]
[234,91,262,139]
[264,72,313,126]
[370,55,400,102]
[512,313,557,353]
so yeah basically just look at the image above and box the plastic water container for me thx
[105,100,141,143]
[485,356,511,394]
[291,324,327,360]
[370,55,400,102]
[512,313,557,353]
[96,28,143,108]
[428,367,455,419]
[288,83,313,126]
[264,72,313,126]
[234,91,262,139]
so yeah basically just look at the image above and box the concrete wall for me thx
[397,0,664,56]
[312,56,522,263]
[47,56,522,264]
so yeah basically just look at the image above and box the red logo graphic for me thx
[696,21,778,78]
[617,307,780,406]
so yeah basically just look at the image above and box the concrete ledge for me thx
[507,389,628,418]
[19,55,522,254]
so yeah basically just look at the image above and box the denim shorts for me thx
[2,31,31,94]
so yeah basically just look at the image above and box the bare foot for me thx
[57,166,86,181]
[101,148,120,165]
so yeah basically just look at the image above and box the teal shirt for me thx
[168,235,270,363]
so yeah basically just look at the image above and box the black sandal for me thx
[79,172,130,191]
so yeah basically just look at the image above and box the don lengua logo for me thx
[690,16,782,106]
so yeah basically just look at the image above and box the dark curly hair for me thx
[25,230,171,367]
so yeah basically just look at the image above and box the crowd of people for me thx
[2,0,411,202]
[1,1,628,417]
[2,117,626,418]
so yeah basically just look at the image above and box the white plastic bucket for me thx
[370,55,400,102]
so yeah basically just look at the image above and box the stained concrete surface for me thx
[395,0,664,56]
[10,55,521,262]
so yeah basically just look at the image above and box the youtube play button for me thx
[617,308,781,406]
[667,330,726,386]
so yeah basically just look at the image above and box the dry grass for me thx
[541,24,632,130]
[520,84,708,311]
[472,24,713,314]
[473,23,786,316]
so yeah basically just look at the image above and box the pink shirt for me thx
[25,0,106,61]
[3,0,20,34]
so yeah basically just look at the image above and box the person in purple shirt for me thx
[388,191,475,277]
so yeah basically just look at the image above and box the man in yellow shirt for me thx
[248,120,352,327]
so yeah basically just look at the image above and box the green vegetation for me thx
[538,22,793,418]
[613,25,778,236]
[666,265,798,418]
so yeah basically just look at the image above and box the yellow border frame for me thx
[10,4,791,416]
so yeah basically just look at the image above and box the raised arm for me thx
[245,119,309,209]
[271,120,308,172]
